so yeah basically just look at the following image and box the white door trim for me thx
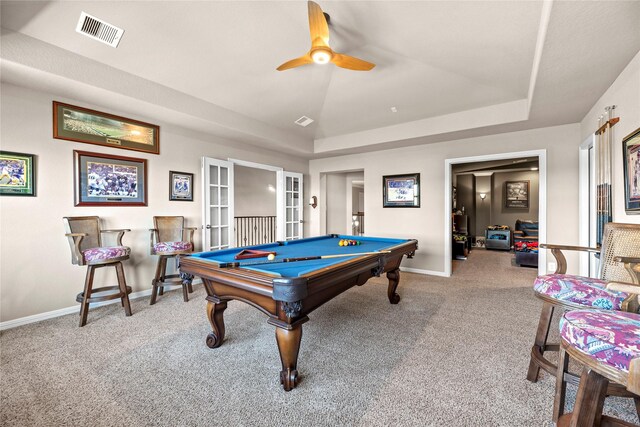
[227,158,283,173]
[578,134,595,276]
[444,149,548,277]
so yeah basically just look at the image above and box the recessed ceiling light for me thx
[390,107,398,113]
[531,167,539,171]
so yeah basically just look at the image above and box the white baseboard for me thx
[400,267,450,277]
[0,280,202,331]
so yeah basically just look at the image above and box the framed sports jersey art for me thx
[623,127,640,213]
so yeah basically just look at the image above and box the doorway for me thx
[321,170,365,235]
[444,150,547,276]
[201,157,304,250]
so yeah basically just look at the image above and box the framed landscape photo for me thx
[622,127,640,213]
[54,101,160,154]
[74,150,147,206]
[505,180,529,208]
[169,171,194,201]
[383,173,420,207]
[0,151,36,196]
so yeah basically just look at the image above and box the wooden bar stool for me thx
[555,309,640,427]
[149,216,197,304]
[527,223,640,391]
[63,216,133,327]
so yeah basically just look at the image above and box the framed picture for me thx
[505,180,529,208]
[383,173,420,207]
[74,150,147,206]
[169,171,194,201]
[623,127,640,214]
[54,101,160,154]
[0,151,36,196]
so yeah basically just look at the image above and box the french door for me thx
[277,171,304,241]
[202,157,234,251]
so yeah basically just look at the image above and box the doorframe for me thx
[444,149,547,276]
[578,135,595,276]
[228,158,283,241]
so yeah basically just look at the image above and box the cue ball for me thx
[268,254,275,261]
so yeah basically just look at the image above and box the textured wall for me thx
[310,123,581,275]
[0,83,308,322]
[580,50,640,224]
[491,170,539,229]
[234,166,276,217]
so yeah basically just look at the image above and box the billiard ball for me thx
[267,253,275,261]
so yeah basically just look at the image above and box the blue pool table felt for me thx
[190,235,409,277]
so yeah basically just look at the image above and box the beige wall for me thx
[491,170,539,228]
[234,165,276,217]
[475,175,492,235]
[581,50,640,225]
[310,124,581,275]
[325,173,347,234]
[0,83,308,322]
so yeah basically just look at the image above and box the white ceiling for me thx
[1,1,639,158]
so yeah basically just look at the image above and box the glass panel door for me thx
[202,157,234,251]
[283,172,303,240]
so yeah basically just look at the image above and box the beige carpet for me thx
[1,250,637,426]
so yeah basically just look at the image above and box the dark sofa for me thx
[514,219,538,243]
[513,219,538,267]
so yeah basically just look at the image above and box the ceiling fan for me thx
[276,1,375,72]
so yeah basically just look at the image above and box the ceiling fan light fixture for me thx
[311,49,332,64]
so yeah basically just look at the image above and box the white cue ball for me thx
[267,254,275,261]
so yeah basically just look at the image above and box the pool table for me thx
[179,234,417,391]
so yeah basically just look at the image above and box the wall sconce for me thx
[479,193,487,200]
[352,215,360,235]
[309,196,317,209]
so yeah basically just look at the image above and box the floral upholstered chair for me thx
[149,216,197,304]
[555,309,640,426]
[526,222,640,419]
[63,216,133,327]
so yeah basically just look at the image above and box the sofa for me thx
[514,219,538,243]
[513,219,538,267]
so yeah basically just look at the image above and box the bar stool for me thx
[555,309,640,426]
[63,216,133,327]
[527,223,640,387]
[149,216,197,304]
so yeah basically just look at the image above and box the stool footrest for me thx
[532,344,636,397]
[558,414,638,427]
[156,274,184,287]
[76,285,132,304]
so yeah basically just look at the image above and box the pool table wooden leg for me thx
[275,325,302,391]
[387,268,401,304]
[205,300,227,349]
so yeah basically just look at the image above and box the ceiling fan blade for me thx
[331,53,376,71]
[276,54,314,71]
[308,1,330,47]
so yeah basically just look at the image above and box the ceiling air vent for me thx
[76,12,124,48]
[294,116,314,127]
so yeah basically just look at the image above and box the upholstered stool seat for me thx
[149,216,197,305]
[64,216,133,327]
[83,246,131,264]
[152,241,193,254]
[534,274,627,310]
[561,310,640,374]
[555,310,640,426]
